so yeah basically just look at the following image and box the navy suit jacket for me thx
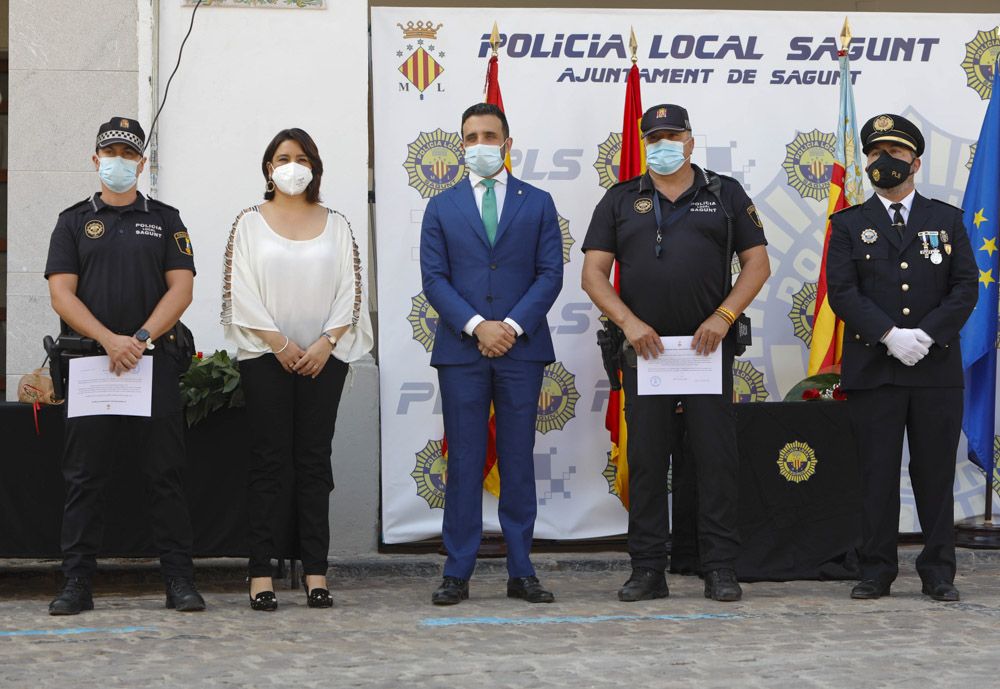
[420,175,563,367]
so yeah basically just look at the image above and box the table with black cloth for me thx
[0,401,860,581]
[0,403,296,561]
[671,400,862,581]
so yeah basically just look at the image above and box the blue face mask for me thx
[464,143,506,178]
[98,156,139,193]
[645,138,689,176]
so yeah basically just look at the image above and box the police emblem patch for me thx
[411,438,448,509]
[536,361,580,434]
[558,215,575,264]
[404,129,465,199]
[407,291,439,353]
[777,441,817,483]
[968,143,977,171]
[781,129,837,201]
[961,29,1000,101]
[634,198,653,214]
[120,119,130,129]
[594,132,623,190]
[84,220,105,239]
[746,204,763,229]
[732,360,769,403]
[396,21,445,100]
[788,281,817,347]
[873,115,894,132]
[861,228,878,244]
[173,231,193,256]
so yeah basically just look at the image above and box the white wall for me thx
[154,0,370,357]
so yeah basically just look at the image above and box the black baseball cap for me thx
[96,117,145,154]
[640,104,691,137]
[860,113,924,157]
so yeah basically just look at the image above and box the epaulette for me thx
[146,197,179,213]
[58,197,93,215]
[931,198,963,213]
[610,173,644,190]
[830,204,861,217]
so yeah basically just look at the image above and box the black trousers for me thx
[60,412,193,579]
[847,385,961,585]
[241,354,348,578]
[622,358,740,572]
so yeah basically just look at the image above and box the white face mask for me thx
[270,162,313,196]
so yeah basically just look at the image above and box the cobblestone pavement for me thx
[2,554,1000,689]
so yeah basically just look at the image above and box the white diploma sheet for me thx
[67,356,154,418]
[636,336,722,396]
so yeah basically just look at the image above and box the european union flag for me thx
[960,62,1000,484]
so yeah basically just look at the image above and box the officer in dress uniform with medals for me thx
[826,113,978,602]
[44,117,205,615]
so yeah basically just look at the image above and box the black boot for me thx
[48,577,94,616]
[165,577,206,612]
[704,568,742,602]
[618,567,669,602]
[431,576,469,605]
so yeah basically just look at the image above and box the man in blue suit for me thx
[421,103,563,605]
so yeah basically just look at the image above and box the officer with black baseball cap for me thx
[44,117,205,615]
[826,112,977,602]
[581,104,771,603]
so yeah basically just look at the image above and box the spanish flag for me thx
[480,27,507,496]
[607,61,646,509]
[808,37,865,375]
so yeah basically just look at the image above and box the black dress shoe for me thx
[48,577,93,616]
[618,567,668,602]
[248,577,277,612]
[922,581,960,602]
[302,575,334,608]
[704,568,743,602]
[165,577,206,612]
[432,576,469,605]
[507,576,555,604]
[850,579,891,599]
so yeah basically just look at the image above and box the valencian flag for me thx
[960,61,1000,496]
[808,40,865,375]
[606,59,646,509]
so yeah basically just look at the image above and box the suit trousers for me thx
[437,355,545,580]
[60,412,193,579]
[847,385,961,585]
[621,359,740,573]
[241,354,348,577]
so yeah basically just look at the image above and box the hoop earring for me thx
[265,179,275,193]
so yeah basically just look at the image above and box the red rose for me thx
[832,386,847,401]
[196,352,204,359]
[802,388,821,400]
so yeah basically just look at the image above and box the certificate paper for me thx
[637,336,722,396]
[67,356,154,418]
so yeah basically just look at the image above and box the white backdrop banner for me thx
[372,7,1000,543]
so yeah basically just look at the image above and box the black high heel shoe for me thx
[247,577,278,612]
[302,575,333,608]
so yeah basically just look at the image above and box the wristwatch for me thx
[134,328,155,350]
[325,333,339,351]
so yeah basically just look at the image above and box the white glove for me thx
[913,329,934,347]
[881,327,930,366]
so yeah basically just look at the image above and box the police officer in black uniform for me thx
[582,104,771,602]
[44,117,205,615]
[826,114,977,602]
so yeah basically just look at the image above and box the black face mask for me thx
[866,151,914,189]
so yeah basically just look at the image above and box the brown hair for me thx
[261,128,323,203]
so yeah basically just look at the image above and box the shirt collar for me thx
[469,168,508,189]
[92,191,149,213]
[876,188,915,214]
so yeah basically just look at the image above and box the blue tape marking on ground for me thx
[421,612,740,627]
[0,626,157,638]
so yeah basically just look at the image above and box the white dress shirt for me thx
[461,169,524,337]
[876,189,915,225]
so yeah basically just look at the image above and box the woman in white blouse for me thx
[221,128,373,611]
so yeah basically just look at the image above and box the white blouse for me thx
[221,206,374,363]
